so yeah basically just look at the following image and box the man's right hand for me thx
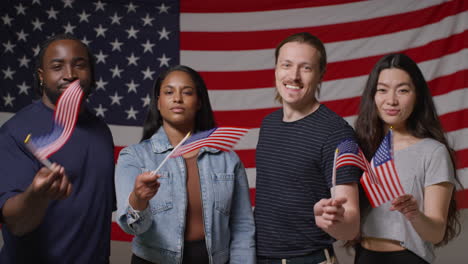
[129,171,160,211]
[2,163,73,236]
[30,163,72,200]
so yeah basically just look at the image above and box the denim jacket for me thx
[115,127,256,264]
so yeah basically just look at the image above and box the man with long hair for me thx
[254,32,362,264]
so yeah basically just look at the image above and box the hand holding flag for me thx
[313,196,348,230]
[31,163,73,200]
[390,194,420,221]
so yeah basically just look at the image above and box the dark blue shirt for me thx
[255,105,361,258]
[0,101,115,264]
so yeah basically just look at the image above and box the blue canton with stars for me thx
[336,139,359,155]
[182,127,217,145]
[0,0,179,126]
[372,131,393,166]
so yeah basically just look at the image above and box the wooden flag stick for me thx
[151,131,191,175]
[331,148,338,199]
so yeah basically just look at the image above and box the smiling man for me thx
[254,32,362,264]
[38,38,93,109]
[0,34,115,264]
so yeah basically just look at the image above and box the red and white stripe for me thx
[335,154,367,170]
[35,80,84,160]
[361,157,406,208]
[170,127,249,157]
[336,149,380,185]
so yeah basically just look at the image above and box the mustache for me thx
[284,79,303,85]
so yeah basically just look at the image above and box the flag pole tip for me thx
[24,133,31,143]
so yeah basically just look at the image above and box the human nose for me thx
[63,65,77,81]
[386,91,398,105]
[287,66,301,82]
[172,91,182,103]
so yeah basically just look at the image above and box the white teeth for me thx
[285,84,300,89]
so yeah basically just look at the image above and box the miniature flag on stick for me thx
[331,139,379,198]
[169,127,249,157]
[335,139,379,184]
[151,127,248,175]
[360,129,405,207]
[24,80,84,168]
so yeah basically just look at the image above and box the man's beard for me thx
[44,88,61,106]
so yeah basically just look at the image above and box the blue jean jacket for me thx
[115,128,256,264]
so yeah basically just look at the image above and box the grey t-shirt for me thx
[361,138,456,263]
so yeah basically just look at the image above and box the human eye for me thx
[75,61,89,69]
[399,88,409,93]
[183,90,194,95]
[376,86,387,93]
[50,64,62,71]
[162,88,173,95]
[280,62,291,68]
[399,84,413,93]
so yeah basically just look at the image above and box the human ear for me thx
[37,68,45,91]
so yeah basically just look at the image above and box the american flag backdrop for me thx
[1,0,467,261]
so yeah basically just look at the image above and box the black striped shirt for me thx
[254,105,361,258]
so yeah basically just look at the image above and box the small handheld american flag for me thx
[151,127,249,175]
[169,127,249,157]
[335,139,379,184]
[331,139,379,198]
[360,129,405,207]
[24,80,84,168]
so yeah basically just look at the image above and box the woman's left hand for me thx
[390,194,421,221]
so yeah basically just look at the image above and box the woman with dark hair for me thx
[354,53,460,263]
[140,65,216,141]
[115,65,255,264]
